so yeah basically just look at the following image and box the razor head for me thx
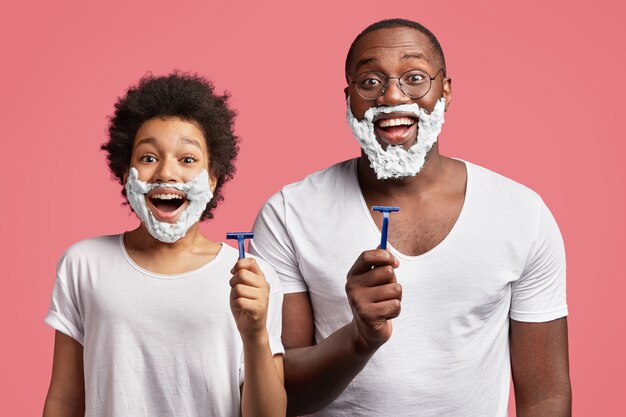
[226,232,254,240]
[372,206,400,213]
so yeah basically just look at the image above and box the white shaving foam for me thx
[125,167,213,243]
[347,97,446,179]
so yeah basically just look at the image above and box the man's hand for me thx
[345,249,401,354]
[229,258,270,341]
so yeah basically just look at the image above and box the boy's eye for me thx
[141,155,157,163]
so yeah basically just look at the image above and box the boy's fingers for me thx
[229,270,270,289]
[230,258,263,276]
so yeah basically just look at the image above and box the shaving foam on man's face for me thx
[347,97,446,179]
[125,167,213,243]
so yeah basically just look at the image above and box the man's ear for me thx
[443,77,452,112]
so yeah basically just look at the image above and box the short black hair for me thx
[345,18,447,77]
[101,71,239,221]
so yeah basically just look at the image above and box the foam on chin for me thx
[125,167,213,243]
[347,97,446,179]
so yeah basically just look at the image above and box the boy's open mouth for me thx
[146,189,188,221]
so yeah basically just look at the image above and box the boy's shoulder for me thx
[60,234,122,265]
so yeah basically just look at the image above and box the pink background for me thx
[1,0,624,415]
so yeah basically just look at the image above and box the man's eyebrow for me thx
[402,52,429,62]
[355,57,379,73]
[353,53,430,73]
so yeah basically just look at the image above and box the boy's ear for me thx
[209,171,218,194]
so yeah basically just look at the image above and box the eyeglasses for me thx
[348,68,443,100]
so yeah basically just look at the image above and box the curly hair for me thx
[101,71,239,221]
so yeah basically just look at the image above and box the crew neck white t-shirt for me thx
[250,158,567,417]
[45,235,284,417]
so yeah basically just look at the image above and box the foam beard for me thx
[347,97,446,179]
[125,167,213,243]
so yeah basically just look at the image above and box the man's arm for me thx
[282,250,401,416]
[43,331,85,417]
[510,317,571,417]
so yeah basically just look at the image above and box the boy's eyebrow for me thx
[134,137,203,150]
[135,137,156,147]
[180,137,203,150]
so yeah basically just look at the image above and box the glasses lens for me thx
[400,70,431,99]
[354,72,386,100]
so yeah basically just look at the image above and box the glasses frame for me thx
[348,68,444,100]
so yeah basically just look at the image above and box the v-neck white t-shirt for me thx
[250,158,567,417]
[45,235,284,417]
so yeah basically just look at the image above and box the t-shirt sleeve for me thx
[250,192,308,294]
[510,199,568,322]
[44,253,85,345]
[264,264,285,356]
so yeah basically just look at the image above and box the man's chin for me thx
[376,135,418,152]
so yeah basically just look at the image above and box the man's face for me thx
[347,27,451,150]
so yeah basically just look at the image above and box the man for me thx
[250,19,571,417]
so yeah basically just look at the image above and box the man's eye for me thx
[359,78,382,89]
[405,74,426,84]
[141,155,157,163]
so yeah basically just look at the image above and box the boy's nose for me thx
[153,158,180,183]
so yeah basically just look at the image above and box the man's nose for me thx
[376,78,412,106]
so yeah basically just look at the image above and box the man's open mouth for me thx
[373,114,418,146]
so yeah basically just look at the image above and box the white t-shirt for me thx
[45,234,284,417]
[250,158,567,417]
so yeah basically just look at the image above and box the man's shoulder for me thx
[264,158,357,205]
[465,160,543,204]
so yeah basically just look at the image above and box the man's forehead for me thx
[350,27,436,72]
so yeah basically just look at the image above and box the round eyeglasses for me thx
[348,68,443,100]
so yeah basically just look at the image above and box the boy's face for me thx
[126,116,215,224]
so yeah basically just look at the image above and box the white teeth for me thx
[378,117,415,128]
[151,193,183,200]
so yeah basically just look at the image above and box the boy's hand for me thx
[229,258,270,341]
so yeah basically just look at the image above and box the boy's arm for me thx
[230,258,287,417]
[43,331,85,417]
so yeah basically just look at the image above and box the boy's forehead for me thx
[133,117,208,151]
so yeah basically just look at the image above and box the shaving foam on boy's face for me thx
[347,97,446,179]
[125,167,213,243]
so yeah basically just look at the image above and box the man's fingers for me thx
[359,299,402,321]
[347,249,399,277]
[348,264,397,288]
[364,282,403,303]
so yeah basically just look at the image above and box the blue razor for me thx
[226,232,254,259]
[372,206,400,250]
